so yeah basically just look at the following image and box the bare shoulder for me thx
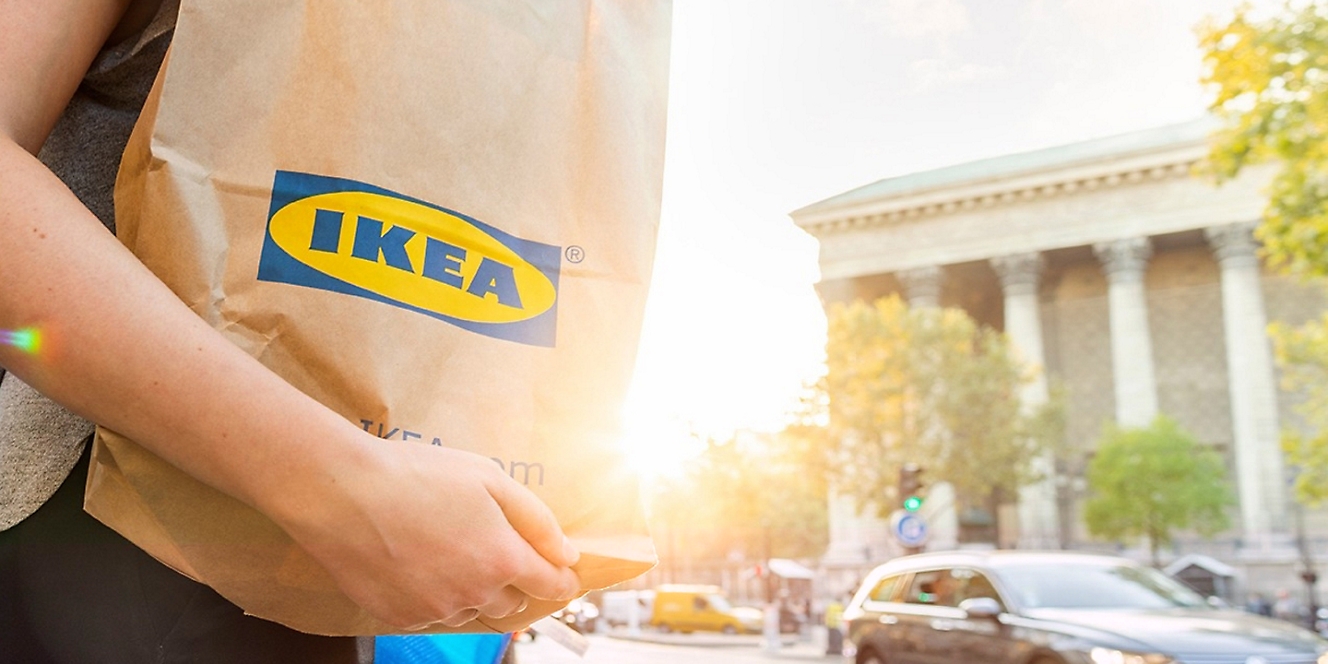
[0,0,144,152]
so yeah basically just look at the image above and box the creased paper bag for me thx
[85,0,671,636]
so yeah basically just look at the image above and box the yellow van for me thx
[649,584,764,635]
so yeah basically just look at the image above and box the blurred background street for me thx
[510,631,837,664]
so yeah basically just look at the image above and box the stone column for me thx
[898,265,942,308]
[1206,222,1287,546]
[1093,238,1159,427]
[992,253,1050,404]
[991,252,1058,548]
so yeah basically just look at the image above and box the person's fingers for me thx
[505,541,583,601]
[440,608,481,628]
[386,588,529,630]
[477,586,529,620]
[401,619,445,632]
[486,474,579,568]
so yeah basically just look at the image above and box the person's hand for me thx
[266,434,582,630]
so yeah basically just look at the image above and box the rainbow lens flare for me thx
[1,328,42,355]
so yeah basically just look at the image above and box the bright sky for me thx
[620,0,1275,472]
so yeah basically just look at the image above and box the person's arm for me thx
[0,0,579,630]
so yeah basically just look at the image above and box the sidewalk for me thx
[604,628,844,660]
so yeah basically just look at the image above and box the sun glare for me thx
[1,327,42,355]
[617,399,708,482]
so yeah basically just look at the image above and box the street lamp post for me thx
[1295,500,1320,631]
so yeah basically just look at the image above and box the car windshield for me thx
[997,561,1209,610]
[706,594,733,612]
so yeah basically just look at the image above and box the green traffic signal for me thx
[899,463,925,512]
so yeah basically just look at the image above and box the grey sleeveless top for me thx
[0,1,179,529]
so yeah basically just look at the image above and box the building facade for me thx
[791,119,1328,598]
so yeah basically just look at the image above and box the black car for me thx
[842,550,1328,664]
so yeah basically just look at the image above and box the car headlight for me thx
[1089,647,1175,664]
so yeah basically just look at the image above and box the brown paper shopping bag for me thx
[85,0,671,635]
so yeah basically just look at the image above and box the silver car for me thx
[842,550,1328,664]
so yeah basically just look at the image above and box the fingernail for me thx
[561,579,584,602]
[562,535,581,565]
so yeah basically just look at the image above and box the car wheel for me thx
[858,649,886,664]
[721,625,737,635]
[657,623,672,633]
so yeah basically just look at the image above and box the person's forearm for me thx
[0,137,368,519]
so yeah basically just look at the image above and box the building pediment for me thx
[791,118,1276,279]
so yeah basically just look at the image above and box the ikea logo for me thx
[257,171,560,346]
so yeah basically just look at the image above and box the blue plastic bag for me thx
[374,634,511,664]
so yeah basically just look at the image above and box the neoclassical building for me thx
[791,119,1327,594]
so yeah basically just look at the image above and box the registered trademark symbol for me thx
[566,246,585,263]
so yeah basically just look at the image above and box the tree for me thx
[815,295,1056,535]
[1083,417,1234,566]
[1200,1,1328,278]
[1200,1,1328,506]
[1269,319,1328,505]
[646,430,828,569]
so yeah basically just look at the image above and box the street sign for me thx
[890,509,930,548]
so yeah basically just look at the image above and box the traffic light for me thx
[899,463,924,512]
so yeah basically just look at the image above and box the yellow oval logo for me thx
[267,191,557,325]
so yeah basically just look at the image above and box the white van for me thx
[598,589,655,629]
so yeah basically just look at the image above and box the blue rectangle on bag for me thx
[375,633,511,664]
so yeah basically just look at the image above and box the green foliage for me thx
[1271,318,1328,505]
[816,295,1058,518]
[646,430,828,563]
[1083,417,1234,565]
[1200,1,1328,277]
[1200,1,1328,508]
